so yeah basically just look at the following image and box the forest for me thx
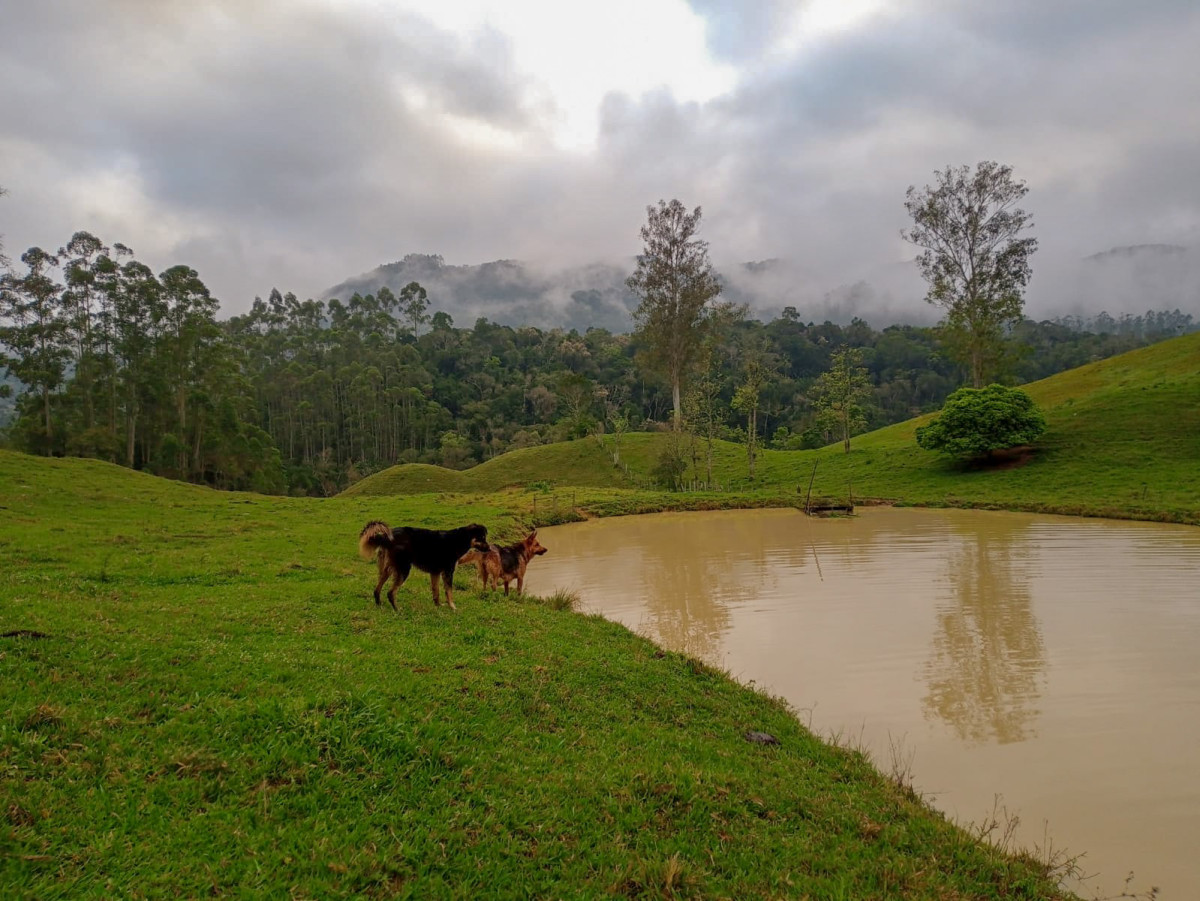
[1,230,1194,495]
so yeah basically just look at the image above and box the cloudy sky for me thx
[2,0,1199,317]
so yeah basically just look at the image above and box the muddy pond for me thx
[533,507,1200,900]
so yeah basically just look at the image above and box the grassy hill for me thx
[350,331,1200,524]
[344,434,629,496]
[0,450,1075,899]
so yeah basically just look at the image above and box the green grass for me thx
[0,450,1075,899]
[353,331,1200,525]
[345,438,628,496]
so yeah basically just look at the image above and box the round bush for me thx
[915,384,1046,459]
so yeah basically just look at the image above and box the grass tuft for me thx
[538,587,581,611]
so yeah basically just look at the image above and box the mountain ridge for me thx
[322,244,1200,332]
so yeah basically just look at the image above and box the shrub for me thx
[652,433,687,490]
[916,384,1046,459]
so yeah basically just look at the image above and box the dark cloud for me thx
[1,0,1198,323]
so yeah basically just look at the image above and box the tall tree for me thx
[59,231,107,431]
[627,199,722,430]
[682,344,723,486]
[113,260,162,466]
[400,281,430,337]
[731,341,774,480]
[812,347,872,453]
[160,264,218,476]
[0,247,69,450]
[902,161,1037,387]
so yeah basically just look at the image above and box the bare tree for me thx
[903,162,1037,387]
[627,199,722,430]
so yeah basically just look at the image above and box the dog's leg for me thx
[388,557,410,612]
[430,572,441,607]
[443,572,456,611]
[374,557,387,606]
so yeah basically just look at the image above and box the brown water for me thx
[532,507,1200,899]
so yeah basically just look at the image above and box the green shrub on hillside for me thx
[916,384,1046,459]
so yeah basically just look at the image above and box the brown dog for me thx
[359,521,488,611]
[460,530,547,595]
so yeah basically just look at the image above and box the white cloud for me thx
[348,0,737,148]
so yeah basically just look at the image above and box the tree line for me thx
[2,165,1195,494]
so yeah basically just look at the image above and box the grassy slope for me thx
[354,332,1200,524]
[0,451,1071,899]
[345,438,628,497]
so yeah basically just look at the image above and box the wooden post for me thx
[848,481,854,512]
[804,460,819,514]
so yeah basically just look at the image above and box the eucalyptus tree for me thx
[113,260,163,466]
[58,231,107,431]
[400,281,430,336]
[903,161,1037,387]
[626,199,722,430]
[0,247,69,449]
[160,264,219,476]
[91,243,134,443]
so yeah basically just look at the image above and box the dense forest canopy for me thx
[1,228,1194,495]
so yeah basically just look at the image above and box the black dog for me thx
[358,521,488,611]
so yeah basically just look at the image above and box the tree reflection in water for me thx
[922,519,1046,744]
[634,517,779,664]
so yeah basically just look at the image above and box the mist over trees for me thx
[1,212,1195,495]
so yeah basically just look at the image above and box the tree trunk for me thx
[671,377,682,431]
[751,408,757,478]
[42,386,52,452]
[126,403,136,468]
[192,416,204,477]
[177,389,188,475]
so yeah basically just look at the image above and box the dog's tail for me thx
[458,547,485,566]
[359,521,393,560]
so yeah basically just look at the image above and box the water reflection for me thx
[922,520,1046,744]
[626,516,781,662]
